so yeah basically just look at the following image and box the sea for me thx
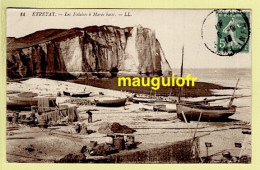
[172,68,252,123]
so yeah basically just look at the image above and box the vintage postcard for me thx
[6,8,251,163]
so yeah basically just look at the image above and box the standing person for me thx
[203,98,210,106]
[29,112,36,125]
[75,123,81,133]
[12,112,19,123]
[87,110,93,123]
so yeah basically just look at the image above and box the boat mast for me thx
[227,78,240,108]
[178,46,184,103]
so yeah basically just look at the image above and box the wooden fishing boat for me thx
[175,46,238,121]
[132,97,156,103]
[176,103,236,121]
[176,80,239,121]
[63,91,91,97]
[94,98,126,107]
[7,96,56,110]
[8,96,38,106]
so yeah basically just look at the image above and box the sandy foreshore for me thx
[6,78,251,163]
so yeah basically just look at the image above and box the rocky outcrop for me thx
[7,25,172,79]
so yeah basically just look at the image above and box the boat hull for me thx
[176,104,236,121]
[7,96,38,110]
[95,98,126,107]
[132,97,156,103]
[7,96,56,110]
[63,91,91,97]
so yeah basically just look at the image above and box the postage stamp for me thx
[202,9,250,56]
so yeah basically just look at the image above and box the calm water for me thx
[172,68,251,88]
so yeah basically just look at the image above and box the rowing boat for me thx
[132,97,156,103]
[95,98,127,107]
[63,91,91,97]
[7,96,56,110]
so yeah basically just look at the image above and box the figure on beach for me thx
[87,110,93,123]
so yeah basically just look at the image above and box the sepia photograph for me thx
[6,9,251,163]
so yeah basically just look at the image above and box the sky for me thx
[6,9,251,69]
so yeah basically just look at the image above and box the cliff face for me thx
[7,25,172,79]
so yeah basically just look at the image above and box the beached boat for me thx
[176,79,239,121]
[8,96,38,106]
[175,46,238,121]
[176,103,236,121]
[63,91,91,97]
[95,98,127,107]
[7,96,56,110]
[132,97,156,103]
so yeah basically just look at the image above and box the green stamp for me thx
[216,10,250,56]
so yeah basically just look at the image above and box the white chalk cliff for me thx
[7,25,172,78]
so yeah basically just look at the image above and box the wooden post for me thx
[193,112,202,139]
[178,46,184,103]
[227,78,240,108]
[181,111,203,163]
